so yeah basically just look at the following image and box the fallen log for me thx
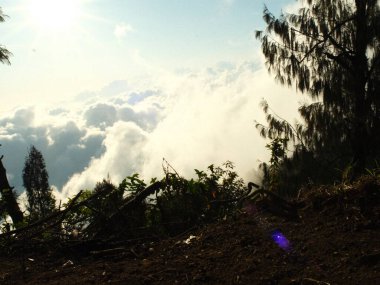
[89,181,164,238]
[117,181,164,211]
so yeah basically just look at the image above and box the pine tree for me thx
[23,146,56,221]
[0,8,21,226]
[256,0,380,175]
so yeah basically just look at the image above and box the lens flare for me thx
[270,229,291,251]
[243,201,292,252]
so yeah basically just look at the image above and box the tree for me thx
[0,7,11,65]
[0,8,20,227]
[23,146,56,221]
[255,0,380,175]
[0,152,24,227]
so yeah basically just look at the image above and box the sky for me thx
[0,0,305,203]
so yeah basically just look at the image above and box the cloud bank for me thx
[0,60,304,203]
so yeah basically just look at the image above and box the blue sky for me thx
[0,0,303,202]
[1,0,294,112]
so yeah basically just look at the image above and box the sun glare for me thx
[27,0,80,31]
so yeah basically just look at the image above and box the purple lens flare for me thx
[242,201,292,252]
[270,229,291,251]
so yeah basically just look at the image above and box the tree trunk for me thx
[0,156,24,226]
[352,0,370,175]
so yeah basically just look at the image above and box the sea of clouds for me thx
[0,60,305,204]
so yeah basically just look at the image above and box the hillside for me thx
[0,176,379,284]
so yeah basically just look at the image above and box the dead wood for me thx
[90,247,126,257]
[89,181,164,238]
[117,181,164,211]
[0,190,83,240]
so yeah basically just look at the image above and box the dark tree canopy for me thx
[0,7,11,65]
[256,0,380,175]
[0,7,18,226]
[23,146,56,221]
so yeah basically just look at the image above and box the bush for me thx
[62,162,247,239]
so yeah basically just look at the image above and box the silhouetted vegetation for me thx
[61,161,247,240]
[0,7,11,65]
[0,151,23,227]
[255,0,380,195]
[23,146,56,222]
[0,2,379,283]
[0,9,21,226]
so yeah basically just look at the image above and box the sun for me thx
[27,0,80,31]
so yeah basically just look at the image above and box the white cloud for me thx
[0,59,306,204]
[0,109,105,193]
[61,121,147,198]
[114,22,134,39]
[141,61,303,182]
[283,0,304,14]
[60,60,304,200]
[85,103,118,128]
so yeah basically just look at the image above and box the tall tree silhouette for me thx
[256,0,380,175]
[0,8,22,227]
[0,151,24,226]
[23,146,56,221]
[0,7,11,64]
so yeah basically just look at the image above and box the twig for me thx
[162,158,180,178]
[0,190,83,239]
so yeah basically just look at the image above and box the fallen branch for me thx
[88,181,164,238]
[90,247,126,257]
[117,181,164,211]
[0,190,83,239]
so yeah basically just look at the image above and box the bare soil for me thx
[1,177,379,284]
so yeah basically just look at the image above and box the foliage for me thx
[63,162,247,238]
[22,146,56,222]
[153,161,245,235]
[256,101,343,196]
[266,138,288,167]
[260,137,288,192]
[0,7,11,64]
[365,161,380,178]
[255,100,304,148]
[63,176,148,237]
[63,179,117,235]
[119,173,147,195]
[62,189,95,235]
[91,179,123,218]
[255,0,380,193]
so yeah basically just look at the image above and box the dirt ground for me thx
[0,177,379,284]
